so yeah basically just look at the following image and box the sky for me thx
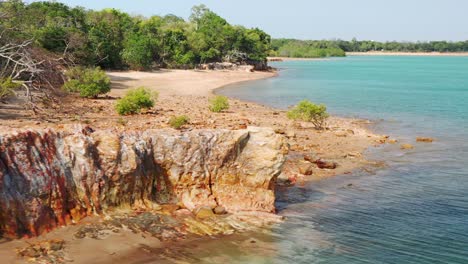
[29,0,468,42]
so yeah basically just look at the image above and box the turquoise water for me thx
[209,56,468,263]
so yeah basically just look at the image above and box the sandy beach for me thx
[0,68,388,263]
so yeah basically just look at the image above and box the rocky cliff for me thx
[0,126,286,238]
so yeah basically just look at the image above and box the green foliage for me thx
[169,115,190,129]
[115,87,156,115]
[287,100,329,129]
[272,39,346,58]
[209,95,229,113]
[63,67,111,98]
[0,2,273,69]
[0,78,21,99]
[121,32,155,70]
[271,38,468,54]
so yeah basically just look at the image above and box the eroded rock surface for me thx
[0,126,286,238]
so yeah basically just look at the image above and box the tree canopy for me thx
[271,38,468,57]
[0,2,272,70]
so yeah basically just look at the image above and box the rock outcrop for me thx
[0,126,286,238]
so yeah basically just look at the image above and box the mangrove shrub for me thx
[63,67,111,98]
[209,95,229,112]
[287,100,329,129]
[115,87,156,115]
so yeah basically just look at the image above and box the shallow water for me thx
[171,57,468,263]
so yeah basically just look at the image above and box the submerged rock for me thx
[416,137,434,143]
[0,125,286,238]
[401,143,415,150]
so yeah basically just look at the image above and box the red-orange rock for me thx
[0,126,286,237]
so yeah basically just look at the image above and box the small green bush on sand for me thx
[209,95,229,113]
[63,67,111,98]
[115,87,156,115]
[287,99,329,129]
[169,115,190,129]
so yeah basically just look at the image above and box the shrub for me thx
[115,87,156,115]
[287,100,329,129]
[0,78,21,99]
[209,95,229,113]
[63,67,111,98]
[169,115,190,129]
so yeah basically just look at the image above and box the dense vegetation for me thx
[0,1,271,71]
[270,39,345,58]
[271,38,468,57]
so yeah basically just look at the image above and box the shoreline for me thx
[346,51,468,56]
[0,68,388,263]
[268,56,332,61]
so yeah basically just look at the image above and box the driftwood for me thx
[0,31,66,113]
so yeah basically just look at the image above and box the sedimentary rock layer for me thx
[0,126,286,238]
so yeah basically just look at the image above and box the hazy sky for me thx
[30,0,468,41]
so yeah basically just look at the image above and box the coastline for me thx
[0,68,387,263]
[346,51,468,56]
[268,56,332,61]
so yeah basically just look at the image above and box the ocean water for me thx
[195,56,468,264]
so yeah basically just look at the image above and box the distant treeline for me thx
[271,39,468,58]
[0,1,271,70]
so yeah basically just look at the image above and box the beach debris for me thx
[416,137,434,143]
[400,143,414,150]
[388,139,398,144]
[346,151,362,158]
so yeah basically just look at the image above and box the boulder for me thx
[213,206,227,215]
[297,162,314,175]
[315,159,338,169]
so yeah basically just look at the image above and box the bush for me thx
[169,115,190,129]
[115,87,156,115]
[0,78,21,99]
[209,95,229,113]
[63,67,111,98]
[287,100,329,129]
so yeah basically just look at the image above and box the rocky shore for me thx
[0,69,389,263]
